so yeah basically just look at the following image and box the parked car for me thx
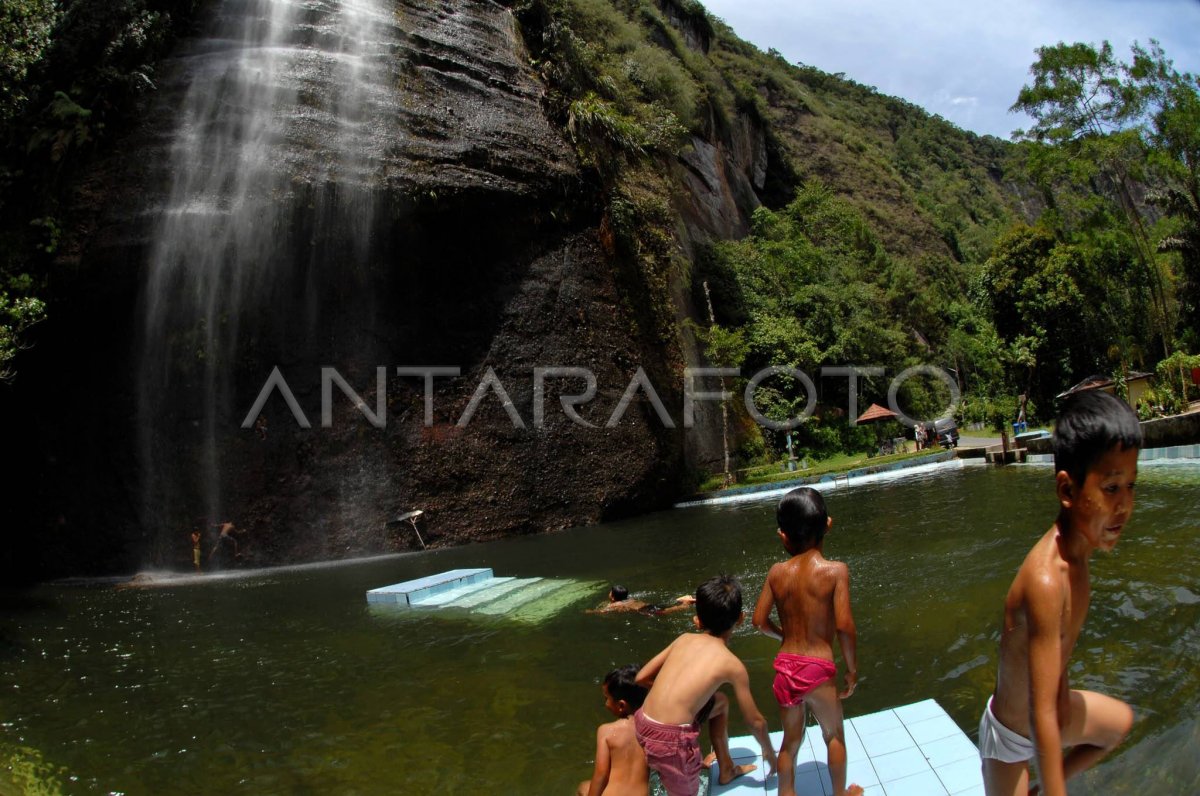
[934,417,959,448]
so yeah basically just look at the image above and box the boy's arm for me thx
[583,724,613,796]
[751,571,783,641]
[834,563,858,698]
[635,639,675,689]
[727,660,778,775]
[1026,577,1068,796]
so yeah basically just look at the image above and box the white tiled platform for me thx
[713,699,982,796]
[366,568,493,605]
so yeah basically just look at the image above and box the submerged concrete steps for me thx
[509,579,605,623]
[445,576,538,609]
[411,576,518,607]
[366,569,600,621]
[475,577,574,616]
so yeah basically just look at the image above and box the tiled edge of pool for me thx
[1025,443,1200,465]
[675,452,961,508]
[712,698,983,796]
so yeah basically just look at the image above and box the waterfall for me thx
[137,0,396,548]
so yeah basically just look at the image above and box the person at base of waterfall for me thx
[752,487,862,796]
[981,390,1140,796]
[190,529,202,573]
[633,575,776,796]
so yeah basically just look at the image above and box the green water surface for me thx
[2,462,1198,794]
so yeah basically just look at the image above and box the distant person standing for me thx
[190,529,202,573]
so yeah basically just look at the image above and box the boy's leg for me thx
[1059,689,1133,781]
[704,692,756,785]
[776,703,805,796]
[805,679,863,796]
[981,759,1030,796]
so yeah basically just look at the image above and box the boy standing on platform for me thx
[753,487,861,796]
[980,391,1140,796]
[634,575,776,796]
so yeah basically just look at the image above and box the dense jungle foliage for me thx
[2,0,1197,471]
[0,0,208,381]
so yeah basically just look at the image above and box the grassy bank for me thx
[696,447,948,493]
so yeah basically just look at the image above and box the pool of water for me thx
[2,462,1198,794]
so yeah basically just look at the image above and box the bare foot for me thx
[846,786,864,796]
[718,762,756,785]
[702,751,717,767]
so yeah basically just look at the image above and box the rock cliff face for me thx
[3,0,767,577]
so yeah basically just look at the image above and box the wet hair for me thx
[776,487,828,550]
[609,585,629,602]
[694,574,742,635]
[1053,390,1142,487]
[604,664,647,709]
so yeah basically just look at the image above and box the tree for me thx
[1127,42,1200,348]
[0,281,46,383]
[1012,41,1175,355]
[975,225,1129,409]
[0,0,57,122]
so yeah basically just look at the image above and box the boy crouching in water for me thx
[981,391,1140,796]
[577,665,650,796]
[634,575,777,796]
[752,487,862,796]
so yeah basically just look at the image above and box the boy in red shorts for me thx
[634,575,776,796]
[753,487,862,796]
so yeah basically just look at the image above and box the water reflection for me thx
[1,464,1197,793]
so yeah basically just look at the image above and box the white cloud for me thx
[700,0,1200,137]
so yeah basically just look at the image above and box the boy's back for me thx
[763,551,847,658]
[640,633,744,724]
[591,717,648,796]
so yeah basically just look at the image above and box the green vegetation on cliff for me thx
[0,0,205,380]
[515,1,1200,473]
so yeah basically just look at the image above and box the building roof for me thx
[855,403,897,424]
[1056,371,1152,400]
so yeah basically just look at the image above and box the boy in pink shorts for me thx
[634,575,777,796]
[753,487,862,796]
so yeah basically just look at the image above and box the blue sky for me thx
[700,0,1200,138]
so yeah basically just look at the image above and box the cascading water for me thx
[137,0,396,554]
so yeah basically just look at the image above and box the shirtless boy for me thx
[634,575,777,796]
[752,487,861,796]
[577,664,650,796]
[981,390,1140,796]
